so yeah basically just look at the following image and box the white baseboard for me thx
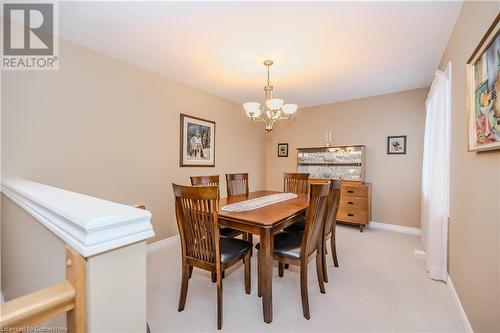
[147,234,179,253]
[447,275,473,333]
[369,221,421,236]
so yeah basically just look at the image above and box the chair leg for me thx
[188,265,193,279]
[243,252,251,294]
[322,245,329,283]
[211,270,224,282]
[300,261,310,320]
[216,269,223,330]
[178,264,189,311]
[278,262,284,277]
[332,235,339,267]
[316,251,326,294]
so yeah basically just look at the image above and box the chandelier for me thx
[243,60,298,132]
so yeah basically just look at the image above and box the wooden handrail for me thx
[0,246,87,332]
[1,281,75,328]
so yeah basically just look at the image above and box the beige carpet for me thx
[147,225,465,332]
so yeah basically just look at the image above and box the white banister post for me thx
[1,179,155,331]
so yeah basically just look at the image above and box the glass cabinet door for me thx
[297,146,364,181]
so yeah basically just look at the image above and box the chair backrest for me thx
[172,184,220,265]
[190,175,220,197]
[190,175,220,187]
[301,182,330,257]
[324,179,342,236]
[283,172,310,195]
[225,173,249,197]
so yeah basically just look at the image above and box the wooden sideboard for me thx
[337,181,371,232]
[296,146,371,232]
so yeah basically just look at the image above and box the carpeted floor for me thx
[147,225,464,332]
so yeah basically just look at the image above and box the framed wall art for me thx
[466,14,500,151]
[180,114,215,167]
[387,136,407,155]
[277,143,289,157]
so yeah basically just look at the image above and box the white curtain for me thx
[421,63,451,282]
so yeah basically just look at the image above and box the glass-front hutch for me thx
[297,145,365,182]
[297,145,370,231]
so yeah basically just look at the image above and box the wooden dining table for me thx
[218,190,309,323]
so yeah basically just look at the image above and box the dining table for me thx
[218,190,309,323]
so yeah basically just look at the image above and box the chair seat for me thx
[220,227,242,238]
[283,219,305,234]
[255,232,303,260]
[221,237,252,264]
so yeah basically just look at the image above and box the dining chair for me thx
[225,173,253,247]
[322,179,342,273]
[190,175,220,188]
[172,184,251,330]
[190,175,242,239]
[225,173,249,197]
[284,179,342,281]
[256,181,330,320]
[283,172,310,195]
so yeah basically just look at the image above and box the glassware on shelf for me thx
[297,145,365,181]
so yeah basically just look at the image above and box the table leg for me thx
[259,228,274,323]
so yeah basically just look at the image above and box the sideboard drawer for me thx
[340,197,368,211]
[337,209,368,224]
[341,184,369,198]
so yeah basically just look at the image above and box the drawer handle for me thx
[347,213,354,217]
[347,201,354,205]
[347,190,354,193]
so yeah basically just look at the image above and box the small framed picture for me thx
[277,143,288,157]
[180,113,215,167]
[387,136,407,154]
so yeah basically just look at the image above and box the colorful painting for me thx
[467,15,500,151]
[180,114,215,167]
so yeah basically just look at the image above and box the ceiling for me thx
[58,1,462,108]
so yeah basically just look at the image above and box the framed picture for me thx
[387,136,407,154]
[277,143,288,157]
[180,114,215,167]
[466,14,500,151]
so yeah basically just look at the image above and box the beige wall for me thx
[1,39,266,243]
[1,194,66,327]
[439,2,500,332]
[265,88,428,228]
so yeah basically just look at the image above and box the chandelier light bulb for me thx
[282,104,298,115]
[243,102,261,117]
[266,98,284,111]
[266,109,282,120]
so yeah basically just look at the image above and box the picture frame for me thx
[277,143,289,157]
[180,113,215,167]
[466,14,500,152]
[387,136,407,155]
